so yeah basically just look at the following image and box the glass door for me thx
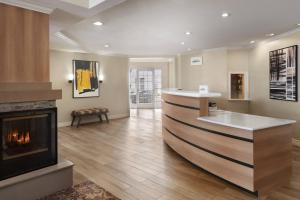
[129,68,162,109]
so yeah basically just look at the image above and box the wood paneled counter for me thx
[162,89,295,197]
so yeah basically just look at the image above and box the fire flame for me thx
[7,130,31,145]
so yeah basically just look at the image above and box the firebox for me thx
[0,108,57,181]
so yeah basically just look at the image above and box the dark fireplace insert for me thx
[0,108,57,181]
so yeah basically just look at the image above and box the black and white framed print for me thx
[269,45,298,101]
[73,60,100,98]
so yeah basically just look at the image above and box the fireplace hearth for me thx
[0,108,57,181]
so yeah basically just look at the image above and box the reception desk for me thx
[162,89,295,196]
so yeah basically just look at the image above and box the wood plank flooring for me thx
[58,109,300,200]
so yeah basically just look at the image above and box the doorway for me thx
[129,68,162,109]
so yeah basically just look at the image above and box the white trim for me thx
[292,138,300,148]
[89,0,107,8]
[54,32,79,46]
[0,0,53,14]
[60,0,89,8]
[50,48,88,54]
[60,0,106,9]
[252,28,300,48]
[129,57,174,63]
[179,47,228,56]
[263,28,300,43]
[58,121,71,128]
[58,113,130,127]
[228,71,249,100]
[109,113,130,119]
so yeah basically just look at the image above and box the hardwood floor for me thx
[59,109,300,200]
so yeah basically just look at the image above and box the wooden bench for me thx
[71,107,109,128]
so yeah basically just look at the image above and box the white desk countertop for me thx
[198,110,296,131]
[162,88,221,98]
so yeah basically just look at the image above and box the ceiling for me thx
[4,0,300,56]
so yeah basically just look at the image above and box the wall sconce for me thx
[68,74,74,83]
[99,74,104,83]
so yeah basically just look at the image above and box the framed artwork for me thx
[191,56,203,66]
[270,45,298,102]
[73,60,99,98]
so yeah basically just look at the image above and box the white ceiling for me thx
[4,0,300,56]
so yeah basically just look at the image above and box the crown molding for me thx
[129,57,174,63]
[0,0,53,14]
[249,28,300,49]
[263,28,300,43]
[61,0,107,9]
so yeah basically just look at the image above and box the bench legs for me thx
[98,115,103,122]
[70,116,82,128]
[71,116,76,127]
[104,113,109,123]
[77,117,82,128]
[71,114,109,128]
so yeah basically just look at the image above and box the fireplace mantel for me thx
[0,83,62,103]
[0,4,62,104]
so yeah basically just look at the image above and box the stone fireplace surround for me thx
[0,101,73,200]
[0,101,57,180]
[0,83,72,200]
[0,100,74,200]
[0,101,56,113]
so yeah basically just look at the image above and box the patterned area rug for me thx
[39,181,120,200]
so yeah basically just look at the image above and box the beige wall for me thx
[50,31,300,140]
[177,48,249,113]
[249,32,300,140]
[228,49,249,72]
[50,50,130,125]
[176,33,300,140]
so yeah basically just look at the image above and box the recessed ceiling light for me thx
[185,31,191,35]
[187,48,192,51]
[250,40,255,44]
[222,12,230,18]
[93,21,103,26]
[266,33,275,37]
[297,23,300,26]
[104,44,110,48]
[180,42,185,45]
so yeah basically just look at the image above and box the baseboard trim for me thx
[58,121,71,128]
[58,113,130,128]
[292,139,300,148]
[109,113,130,120]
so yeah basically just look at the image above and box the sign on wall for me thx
[73,60,100,98]
[269,45,298,101]
[191,56,203,66]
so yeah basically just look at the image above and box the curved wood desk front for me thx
[161,91,295,197]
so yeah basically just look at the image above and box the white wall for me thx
[50,50,130,126]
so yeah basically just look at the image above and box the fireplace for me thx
[0,108,57,181]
